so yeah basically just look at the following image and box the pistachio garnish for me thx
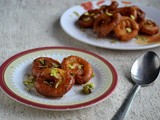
[82,82,95,94]
[92,73,95,77]
[83,17,91,21]
[51,68,60,79]
[55,80,62,89]
[130,15,135,20]
[126,28,132,33]
[90,13,95,16]
[39,59,45,65]
[78,64,83,70]
[68,64,75,69]
[84,12,89,16]
[105,11,113,16]
[73,11,79,17]
[23,74,35,92]
[52,62,60,68]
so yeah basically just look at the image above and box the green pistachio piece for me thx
[54,80,62,89]
[73,11,79,17]
[51,68,59,78]
[105,11,113,16]
[78,64,83,70]
[23,76,35,92]
[52,62,60,68]
[130,15,135,20]
[68,64,75,69]
[39,59,45,65]
[83,17,91,21]
[84,12,89,16]
[126,28,132,33]
[82,82,95,94]
[90,13,95,16]
[92,73,95,77]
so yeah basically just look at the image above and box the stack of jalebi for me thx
[77,1,159,41]
[30,56,94,98]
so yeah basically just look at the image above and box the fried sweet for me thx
[114,17,139,41]
[93,12,121,38]
[77,9,101,28]
[31,57,60,78]
[117,6,137,19]
[61,55,94,85]
[139,19,159,35]
[132,6,145,23]
[117,6,145,23]
[100,1,119,12]
[34,68,75,97]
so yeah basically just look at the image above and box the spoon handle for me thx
[112,84,141,120]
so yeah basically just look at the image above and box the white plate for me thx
[60,0,160,50]
[0,47,117,110]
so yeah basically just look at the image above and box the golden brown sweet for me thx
[139,19,159,35]
[114,17,139,41]
[31,57,60,78]
[61,55,94,85]
[93,12,121,38]
[34,68,75,97]
[77,9,101,28]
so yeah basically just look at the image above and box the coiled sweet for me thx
[77,9,101,28]
[61,55,94,85]
[139,19,159,35]
[93,12,121,38]
[114,17,139,41]
[34,68,75,97]
[31,57,60,78]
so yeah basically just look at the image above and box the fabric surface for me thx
[0,0,160,120]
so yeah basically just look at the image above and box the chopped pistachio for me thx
[87,82,95,88]
[51,68,62,80]
[110,39,117,43]
[27,74,35,80]
[55,80,62,89]
[82,82,95,94]
[73,11,79,17]
[130,15,135,20]
[83,17,90,21]
[68,64,75,69]
[43,81,52,86]
[146,20,152,25]
[142,37,147,41]
[23,77,35,92]
[39,59,45,65]
[82,85,91,94]
[52,62,60,68]
[84,12,89,16]
[92,73,95,77]
[38,65,47,68]
[78,64,83,70]
[90,13,95,16]
[126,28,132,33]
[105,11,113,16]
[51,68,59,78]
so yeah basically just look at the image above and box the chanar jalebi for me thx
[77,1,159,42]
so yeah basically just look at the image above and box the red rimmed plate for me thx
[0,46,117,110]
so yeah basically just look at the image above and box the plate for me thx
[0,46,117,110]
[60,0,160,50]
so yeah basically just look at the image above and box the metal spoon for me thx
[112,51,160,120]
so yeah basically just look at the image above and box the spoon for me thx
[112,51,160,120]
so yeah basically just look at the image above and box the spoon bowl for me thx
[131,51,160,85]
[112,51,160,120]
